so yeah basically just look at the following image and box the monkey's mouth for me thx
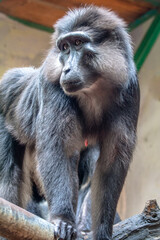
[61,80,83,93]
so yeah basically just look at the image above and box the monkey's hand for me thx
[51,218,77,240]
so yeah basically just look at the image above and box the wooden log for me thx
[113,199,160,239]
[79,200,160,240]
[0,198,160,240]
[0,197,55,240]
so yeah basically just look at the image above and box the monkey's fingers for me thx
[52,218,77,240]
[66,225,77,240]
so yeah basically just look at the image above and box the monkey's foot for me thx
[51,218,77,240]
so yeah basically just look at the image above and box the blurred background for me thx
[0,0,160,220]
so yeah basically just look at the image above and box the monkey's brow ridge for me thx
[56,31,91,48]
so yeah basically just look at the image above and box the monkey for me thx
[0,5,140,240]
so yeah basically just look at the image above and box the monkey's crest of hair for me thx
[53,5,127,42]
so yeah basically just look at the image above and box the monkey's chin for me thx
[61,83,83,95]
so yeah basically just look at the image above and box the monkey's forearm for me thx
[36,134,79,222]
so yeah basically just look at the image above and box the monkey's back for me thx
[0,67,39,143]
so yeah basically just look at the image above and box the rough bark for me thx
[0,198,160,240]
[113,200,160,240]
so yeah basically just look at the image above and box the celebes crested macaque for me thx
[0,5,140,240]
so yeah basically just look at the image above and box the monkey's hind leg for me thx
[0,114,25,207]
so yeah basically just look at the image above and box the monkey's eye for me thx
[62,43,69,51]
[75,39,82,46]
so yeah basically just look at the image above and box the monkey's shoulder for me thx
[0,67,37,112]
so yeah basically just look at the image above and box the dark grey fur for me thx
[0,5,140,240]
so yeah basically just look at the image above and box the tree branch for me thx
[0,198,54,240]
[0,198,160,240]
[113,199,160,239]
